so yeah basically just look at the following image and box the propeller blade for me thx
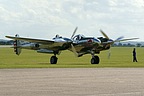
[71,27,78,39]
[115,36,124,41]
[108,49,111,59]
[71,44,79,57]
[117,38,139,42]
[115,38,139,42]
[100,29,109,39]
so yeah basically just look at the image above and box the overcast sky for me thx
[0,0,144,41]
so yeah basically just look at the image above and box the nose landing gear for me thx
[50,56,58,64]
[91,55,100,64]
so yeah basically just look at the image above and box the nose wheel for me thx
[91,56,100,64]
[50,56,58,64]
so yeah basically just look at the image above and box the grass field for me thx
[0,47,144,68]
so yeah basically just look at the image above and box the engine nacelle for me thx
[21,43,40,50]
[30,43,40,50]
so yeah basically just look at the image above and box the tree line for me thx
[112,43,143,47]
[0,40,13,45]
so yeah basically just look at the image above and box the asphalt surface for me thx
[1,68,144,96]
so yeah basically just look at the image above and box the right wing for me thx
[5,36,54,44]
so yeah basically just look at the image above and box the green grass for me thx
[0,47,144,68]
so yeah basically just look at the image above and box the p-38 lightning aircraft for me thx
[6,27,138,64]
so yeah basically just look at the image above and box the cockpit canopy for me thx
[72,34,85,41]
[53,34,62,39]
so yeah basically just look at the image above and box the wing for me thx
[5,36,54,44]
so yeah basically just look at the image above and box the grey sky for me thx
[0,0,144,41]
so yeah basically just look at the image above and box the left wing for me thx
[5,36,54,44]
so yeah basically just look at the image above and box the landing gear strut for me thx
[91,56,100,64]
[50,56,58,64]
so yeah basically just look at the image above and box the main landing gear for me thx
[50,55,100,64]
[91,55,100,64]
[50,56,58,64]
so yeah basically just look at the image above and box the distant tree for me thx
[112,43,117,47]
[127,43,135,47]
[136,43,141,47]
[118,43,122,47]
[123,44,127,47]
[127,43,131,47]
[0,40,13,45]
[0,41,5,45]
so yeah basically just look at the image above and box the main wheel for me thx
[91,56,100,64]
[50,56,58,64]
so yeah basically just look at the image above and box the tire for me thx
[91,58,96,64]
[50,56,58,64]
[91,56,100,64]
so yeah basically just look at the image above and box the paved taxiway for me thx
[1,68,144,96]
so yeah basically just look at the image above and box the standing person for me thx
[133,48,138,62]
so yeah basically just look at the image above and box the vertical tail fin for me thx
[13,34,22,55]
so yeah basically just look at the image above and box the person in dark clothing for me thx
[133,48,138,62]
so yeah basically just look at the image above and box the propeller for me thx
[70,27,79,57]
[100,30,139,59]
[100,30,112,59]
[100,30,139,44]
